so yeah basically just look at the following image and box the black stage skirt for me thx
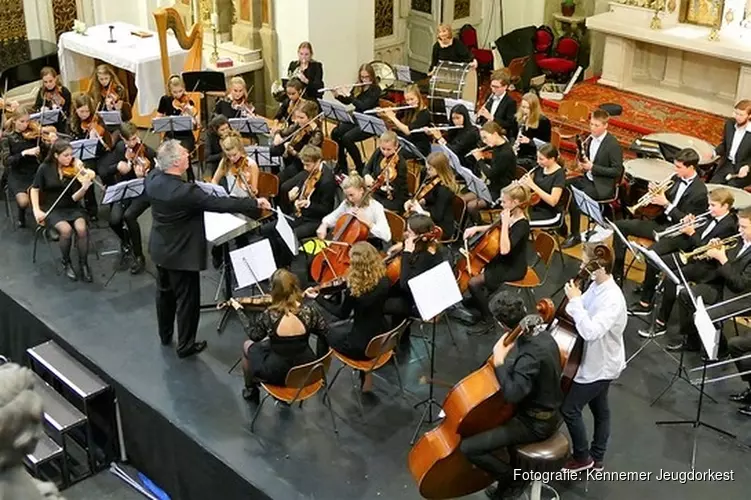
[45,207,88,228]
[8,171,34,196]
[246,338,316,386]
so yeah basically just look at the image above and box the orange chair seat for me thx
[261,380,324,403]
[506,267,540,288]
[628,236,653,247]
[333,351,394,372]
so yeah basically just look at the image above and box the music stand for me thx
[182,70,227,130]
[245,145,281,170]
[571,187,610,241]
[407,261,463,444]
[353,112,387,138]
[101,178,146,287]
[319,99,353,135]
[152,116,193,136]
[397,136,426,162]
[70,139,99,161]
[30,109,62,125]
[229,117,270,136]
[98,111,123,128]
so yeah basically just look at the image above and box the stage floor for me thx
[1,213,750,500]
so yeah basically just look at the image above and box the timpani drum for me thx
[706,184,751,209]
[624,158,675,215]
[641,133,717,166]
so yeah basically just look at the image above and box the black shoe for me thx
[561,235,581,249]
[177,340,208,358]
[633,284,644,295]
[449,305,480,325]
[730,388,751,404]
[614,275,624,287]
[16,218,26,229]
[242,385,260,403]
[160,336,173,346]
[63,260,78,281]
[80,261,93,283]
[666,341,699,352]
[468,319,496,336]
[130,256,145,275]
[46,227,60,242]
[629,302,652,316]
[738,405,751,417]
[211,247,223,269]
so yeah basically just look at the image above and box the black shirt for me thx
[32,162,82,211]
[293,164,337,221]
[98,140,156,184]
[485,218,530,287]
[446,126,480,160]
[33,85,72,132]
[517,116,552,160]
[1,132,40,181]
[421,183,455,239]
[530,167,565,222]
[157,95,195,141]
[430,38,473,72]
[336,85,380,113]
[479,142,516,201]
[398,108,432,158]
[288,60,325,100]
[494,329,564,418]
[400,247,448,291]
[363,149,408,212]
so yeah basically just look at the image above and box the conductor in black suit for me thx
[476,69,517,140]
[145,140,271,358]
[561,109,624,248]
[710,100,751,189]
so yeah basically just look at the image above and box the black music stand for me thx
[101,178,146,287]
[183,70,226,128]
[245,145,282,171]
[433,143,492,205]
[229,117,270,135]
[353,112,387,138]
[98,110,123,128]
[30,109,62,125]
[319,99,354,136]
[70,139,98,161]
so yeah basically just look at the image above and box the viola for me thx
[295,166,322,217]
[404,176,441,217]
[383,226,444,286]
[408,299,582,499]
[369,149,400,200]
[309,209,370,283]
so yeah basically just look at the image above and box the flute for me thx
[365,105,417,114]
[318,83,370,93]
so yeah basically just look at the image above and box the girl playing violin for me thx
[514,93,551,169]
[461,183,531,334]
[316,172,392,250]
[240,268,329,402]
[403,151,458,238]
[331,63,381,174]
[363,130,408,212]
[305,241,390,392]
[69,93,108,219]
[89,64,131,121]
[33,67,72,132]
[103,122,155,274]
[430,103,480,166]
[212,132,260,198]
[0,106,40,227]
[272,78,304,134]
[156,75,198,170]
[518,143,565,228]
[287,41,324,101]
[272,99,324,185]
[380,84,432,159]
[30,141,94,282]
[205,115,232,176]
[213,76,255,119]
[463,121,516,219]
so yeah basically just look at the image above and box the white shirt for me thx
[700,212,728,240]
[737,241,751,259]
[665,174,696,221]
[489,92,505,119]
[729,123,748,164]
[322,198,392,243]
[565,277,627,384]
[586,133,605,181]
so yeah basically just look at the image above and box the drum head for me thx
[370,60,396,91]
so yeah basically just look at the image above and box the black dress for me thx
[288,60,325,101]
[479,142,516,202]
[398,108,432,158]
[363,149,408,212]
[516,116,552,162]
[205,130,223,175]
[212,101,257,145]
[317,277,391,360]
[157,95,196,154]
[1,132,40,195]
[32,161,88,227]
[421,183,456,239]
[246,304,328,385]
[529,167,565,224]
[484,218,530,289]
[33,86,73,132]
[430,38,473,72]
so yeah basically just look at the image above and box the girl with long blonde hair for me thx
[514,92,552,168]
[0,106,40,227]
[380,84,432,159]
[403,151,458,238]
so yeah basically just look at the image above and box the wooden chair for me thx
[507,56,530,91]
[531,186,571,268]
[505,232,557,308]
[250,350,337,433]
[385,210,406,242]
[554,101,590,141]
[550,129,561,150]
[327,319,410,415]
[321,137,339,163]
[407,170,420,197]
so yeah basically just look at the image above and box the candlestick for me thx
[211,13,219,28]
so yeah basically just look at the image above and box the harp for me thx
[153,7,204,89]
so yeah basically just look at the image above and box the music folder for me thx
[70,139,99,161]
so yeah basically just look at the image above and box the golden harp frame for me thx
[153,7,204,90]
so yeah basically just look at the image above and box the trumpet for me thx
[653,210,712,241]
[679,233,742,264]
[627,175,674,214]
[365,104,417,115]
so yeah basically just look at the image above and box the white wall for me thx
[273,0,311,77]
[500,0,544,35]
[91,0,164,30]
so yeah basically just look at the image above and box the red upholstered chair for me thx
[460,24,494,71]
[537,36,580,82]
[534,26,555,65]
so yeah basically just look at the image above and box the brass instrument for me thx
[627,175,674,214]
[679,233,743,265]
[653,210,712,241]
[365,104,417,115]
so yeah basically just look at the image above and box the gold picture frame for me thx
[680,0,725,27]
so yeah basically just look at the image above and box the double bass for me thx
[408,297,583,499]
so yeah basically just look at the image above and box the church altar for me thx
[587,1,751,116]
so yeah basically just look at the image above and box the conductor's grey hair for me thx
[156,139,185,171]
[0,363,44,467]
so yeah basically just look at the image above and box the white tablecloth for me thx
[58,22,188,115]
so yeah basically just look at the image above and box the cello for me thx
[408,298,583,499]
[309,211,370,283]
[383,226,443,286]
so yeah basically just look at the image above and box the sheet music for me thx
[694,297,720,360]
[275,207,298,256]
[408,261,462,321]
[98,111,123,126]
[102,178,145,205]
[229,239,277,289]
[70,139,99,161]
[204,212,247,244]
[152,116,193,133]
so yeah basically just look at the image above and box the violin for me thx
[81,115,113,149]
[59,159,96,182]
[126,141,152,177]
[407,298,583,499]
[404,175,441,217]
[309,209,370,283]
[295,166,322,217]
[383,226,443,286]
[22,121,43,140]
[172,94,196,117]
[284,112,323,156]
[230,97,255,117]
[369,148,400,200]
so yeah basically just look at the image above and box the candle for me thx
[211,13,218,28]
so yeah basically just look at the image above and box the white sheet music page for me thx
[203,212,246,244]
[275,207,299,255]
[407,261,462,321]
[694,297,720,360]
[229,239,277,289]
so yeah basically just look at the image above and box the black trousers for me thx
[565,176,600,235]
[460,414,558,485]
[612,219,661,281]
[156,266,201,354]
[331,122,371,174]
[728,334,751,387]
[561,380,612,462]
[677,283,726,353]
[109,196,150,256]
[261,217,319,268]
[638,237,693,304]
[711,162,751,189]
[658,261,711,324]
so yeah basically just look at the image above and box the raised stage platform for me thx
[1,216,750,500]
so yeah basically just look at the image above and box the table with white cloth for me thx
[58,22,188,117]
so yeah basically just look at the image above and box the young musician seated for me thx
[561,109,623,248]
[213,76,256,120]
[156,75,198,168]
[1,106,40,228]
[305,241,391,392]
[212,133,260,197]
[461,184,531,334]
[271,99,324,185]
[729,322,751,418]
[363,131,408,212]
[561,243,627,473]
[89,64,132,123]
[430,103,480,167]
[101,122,156,274]
[379,84,432,159]
[205,115,232,176]
[463,121,516,218]
[69,93,110,219]
[429,23,477,75]
[665,208,751,357]
[460,291,563,500]
[476,69,517,139]
[710,99,751,189]
[272,78,305,134]
[331,63,381,174]
[33,67,72,133]
[611,148,708,285]
[30,141,93,282]
[403,151,458,238]
[635,188,737,330]
[316,173,392,250]
[241,269,329,402]
[288,41,325,101]
[515,93,551,169]
[519,143,564,228]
